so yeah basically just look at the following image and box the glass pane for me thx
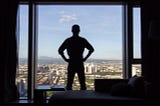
[133,7,141,58]
[37,5,123,91]
[16,5,28,98]
[132,64,142,77]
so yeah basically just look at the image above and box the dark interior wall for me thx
[0,0,19,103]
[141,0,160,97]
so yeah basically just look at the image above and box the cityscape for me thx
[16,58,141,97]
[16,5,141,98]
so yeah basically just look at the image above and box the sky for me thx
[19,5,141,60]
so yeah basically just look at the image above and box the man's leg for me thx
[66,70,75,90]
[77,70,86,90]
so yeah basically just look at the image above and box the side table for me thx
[34,85,65,104]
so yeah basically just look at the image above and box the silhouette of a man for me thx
[58,24,94,90]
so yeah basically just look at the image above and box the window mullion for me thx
[123,2,133,79]
[28,1,37,100]
[127,2,133,78]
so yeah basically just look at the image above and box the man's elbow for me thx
[58,50,63,55]
[89,49,94,53]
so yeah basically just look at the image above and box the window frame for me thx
[18,0,141,100]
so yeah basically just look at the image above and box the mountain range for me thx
[19,56,122,64]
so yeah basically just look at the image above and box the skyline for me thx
[19,5,141,60]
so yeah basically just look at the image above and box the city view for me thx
[16,5,141,97]
[16,57,141,97]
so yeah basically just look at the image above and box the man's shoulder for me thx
[79,36,87,41]
[69,36,87,42]
[64,37,72,41]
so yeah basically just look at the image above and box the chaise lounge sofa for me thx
[48,77,145,106]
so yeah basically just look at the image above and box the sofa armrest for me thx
[94,79,128,92]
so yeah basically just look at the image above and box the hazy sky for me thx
[19,5,141,60]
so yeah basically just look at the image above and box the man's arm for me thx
[58,40,69,62]
[83,49,94,62]
[83,39,94,61]
[59,52,69,62]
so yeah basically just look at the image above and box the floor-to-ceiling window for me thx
[16,4,29,98]
[17,0,141,99]
[37,5,123,90]
[132,7,141,76]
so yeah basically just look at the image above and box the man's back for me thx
[65,36,87,60]
[58,24,94,90]
[58,24,94,62]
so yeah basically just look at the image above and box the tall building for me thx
[85,63,97,74]
[17,79,27,96]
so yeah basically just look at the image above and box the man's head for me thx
[72,24,80,35]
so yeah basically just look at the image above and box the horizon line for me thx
[19,56,122,60]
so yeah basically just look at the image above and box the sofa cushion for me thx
[110,82,131,97]
[128,75,145,98]
[48,90,144,106]
[94,79,128,92]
